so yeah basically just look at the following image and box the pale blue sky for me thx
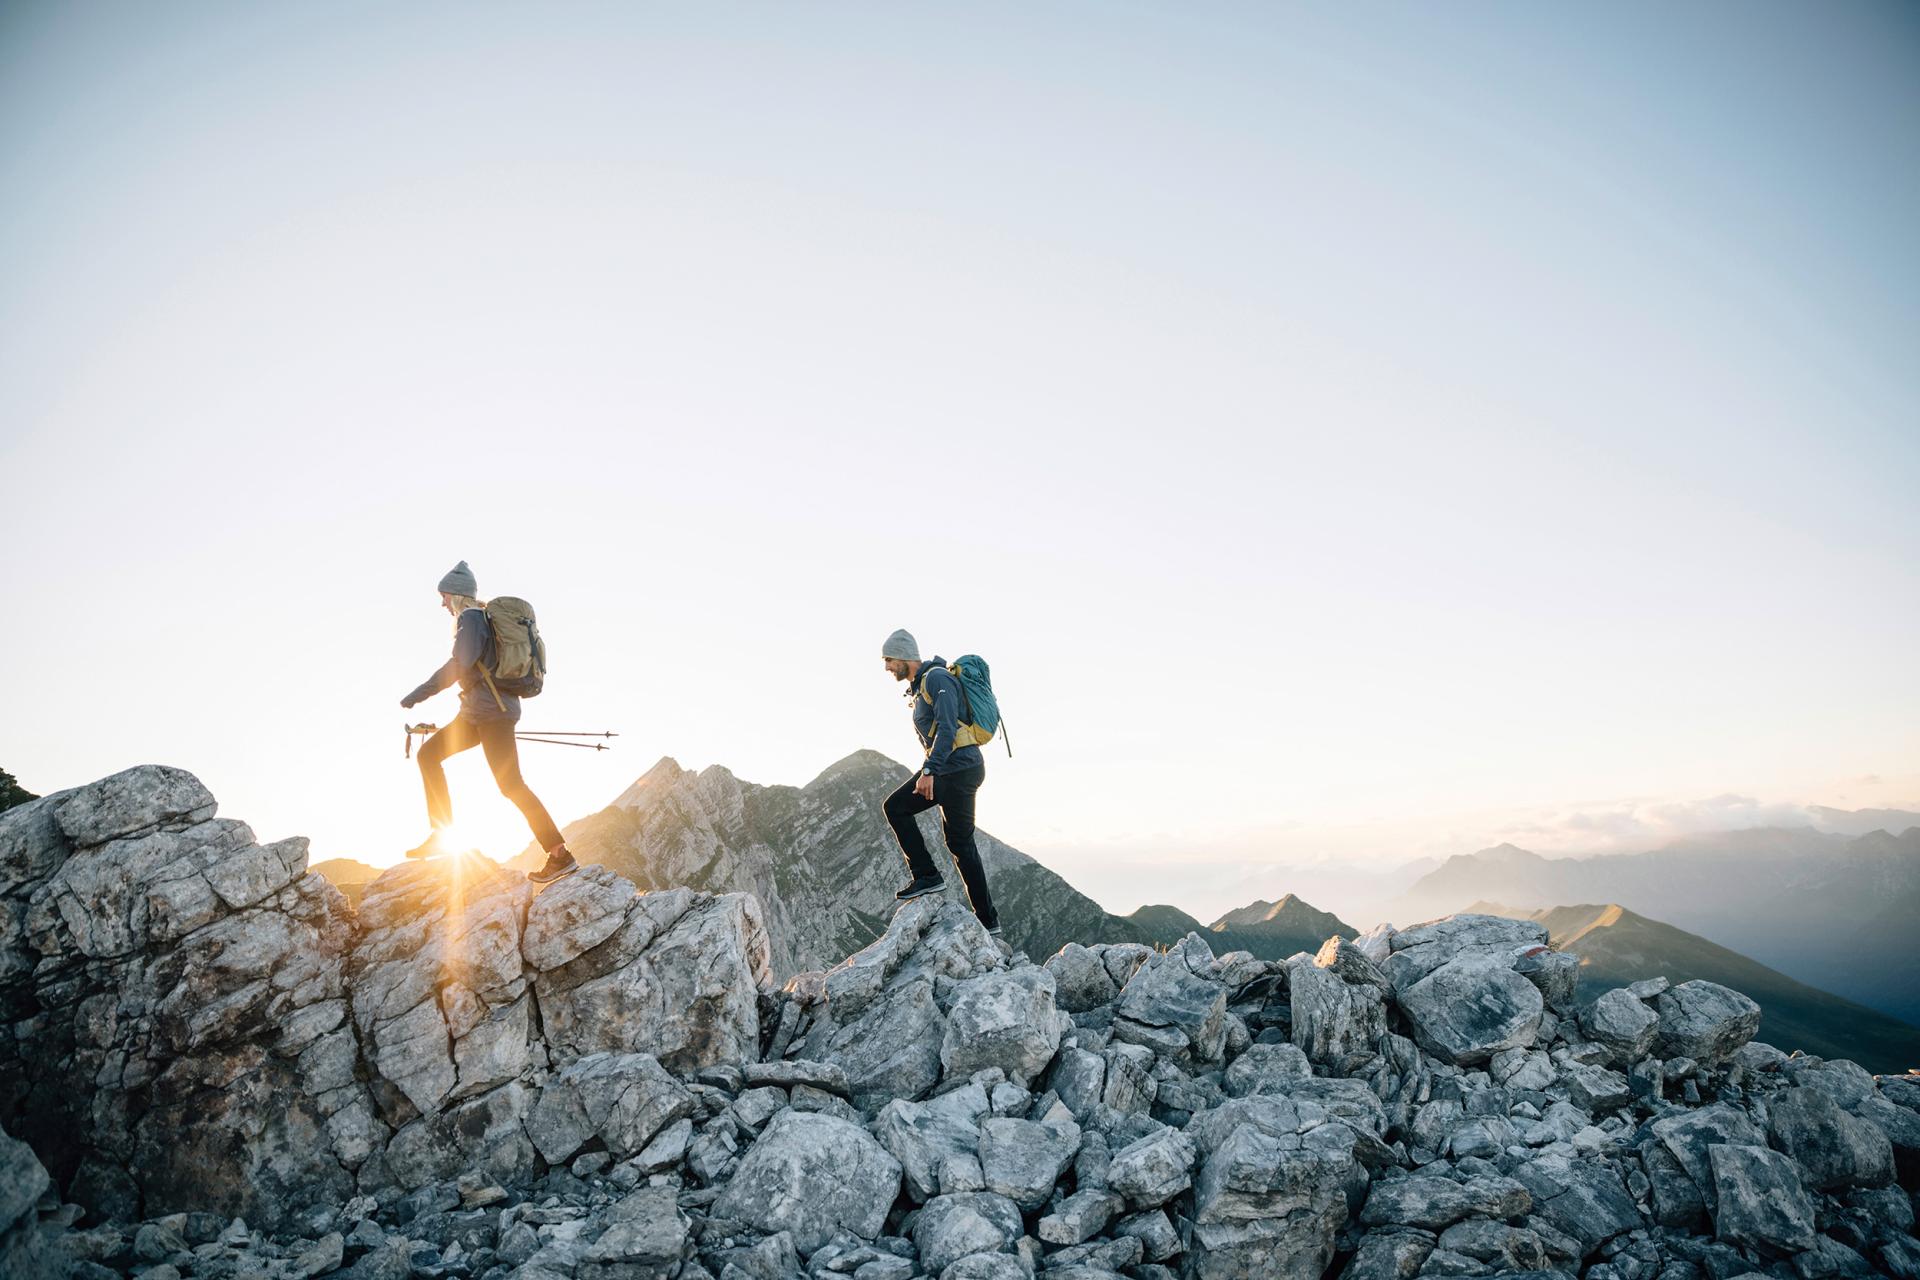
[3,2,1915,917]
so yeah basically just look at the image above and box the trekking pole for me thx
[404,723,439,759]
[516,731,620,739]
[516,735,614,750]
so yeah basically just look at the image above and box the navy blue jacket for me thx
[406,608,520,723]
[910,656,984,777]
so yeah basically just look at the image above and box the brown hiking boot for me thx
[404,830,448,860]
[528,846,579,885]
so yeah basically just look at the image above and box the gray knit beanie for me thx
[437,560,478,597]
[881,628,920,663]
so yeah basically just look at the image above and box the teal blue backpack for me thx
[924,654,1011,756]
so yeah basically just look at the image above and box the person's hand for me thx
[401,694,418,710]
[914,773,934,800]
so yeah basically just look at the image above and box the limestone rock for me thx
[1767,1087,1895,1190]
[978,1110,1081,1211]
[1358,1175,1529,1231]
[1397,955,1543,1066]
[911,1192,1023,1274]
[1286,954,1385,1064]
[872,1083,990,1203]
[1186,1095,1357,1280]
[578,1185,689,1280]
[1653,981,1761,1064]
[1113,934,1227,1064]
[526,1052,697,1165]
[709,1109,902,1254]
[939,967,1067,1086]
[1384,914,1547,991]
[1045,943,1119,1013]
[531,887,770,1074]
[1580,989,1658,1063]
[1106,1126,1196,1209]
[1707,1142,1816,1254]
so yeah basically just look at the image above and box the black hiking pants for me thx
[884,765,998,930]
[418,714,565,852]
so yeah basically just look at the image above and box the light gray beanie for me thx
[881,628,920,663]
[437,560,478,597]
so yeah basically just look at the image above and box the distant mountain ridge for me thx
[1396,824,1920,1022]
[506,750,1150,976]
[1119,894,1356,961]
[1472,900,1920,1074]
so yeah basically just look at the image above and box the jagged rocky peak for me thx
[609,755,692,809]
[5,764,1920,1280]
[528,749,1143,981]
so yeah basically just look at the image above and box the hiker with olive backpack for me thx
[879,628,1008,937]
[399,560,578,884]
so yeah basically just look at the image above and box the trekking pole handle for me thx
[403,723,439,760]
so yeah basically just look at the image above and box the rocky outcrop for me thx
[0,765,770,1234]
[5,766,1920,1280]
[510,751,1146,978]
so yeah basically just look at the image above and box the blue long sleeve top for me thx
[910,656,983,777]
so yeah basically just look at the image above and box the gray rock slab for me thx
[709,1109,902,1254]
[1398,956,1543,1066]
[1707,1142,1816,1255]
[1653,981,1761,1064]
[911,1192,1023,1275]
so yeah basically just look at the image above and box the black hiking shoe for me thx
[895,876,946,901]
[528,848,579,885]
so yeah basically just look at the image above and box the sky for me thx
[2,1,1916,920]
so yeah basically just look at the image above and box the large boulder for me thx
[709,1109,902,1254]
[1358,1175,1530,1231]
[911,1192,1024,1274]
[1510,1154,1641,1257]
[1286,954,1385,1065]
[526,1052,698,1166]
[1113,934,1228,1064]
[1649,1105,1766,1211]
[1045,943,1119,1013]
[1397,955,1543,1066]
[1383,914,1547,991]
[528,884,770,1074]
[801,899,1002,1108]
[940,967,1067,1086]
[872,1081,991,1202]
[978,1107,1082,1211]
[1653,981,1760,1064]
[578,1185,690,1280]
[804,974,946,1109]
[1707,1143,1816,1254]
[1767,1087,1895,1190]
[1185,1095,1358,1280]
[1106,1126,1197,1209]
[1580,988,1658,1063]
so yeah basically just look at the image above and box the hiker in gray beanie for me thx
[400,562,578,884]
[880,629,1000,937]
[881,628,919,664]
[438,560,478,598]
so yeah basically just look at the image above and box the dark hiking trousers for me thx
[883,765,998,930]
[418,713,565,852]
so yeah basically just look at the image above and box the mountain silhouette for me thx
[1396,824,1920,1022]
[1472,900,1920,1073]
